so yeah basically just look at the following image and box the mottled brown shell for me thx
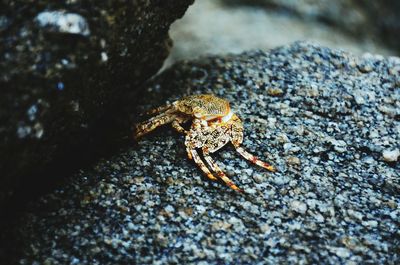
[174,94,230,120]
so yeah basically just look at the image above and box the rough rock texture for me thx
[3,42,400,264]
[0,1,193,207]
[226,0,400,53]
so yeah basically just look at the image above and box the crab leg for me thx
[189,149,218,181]
[203,153,244,193]
[142,103,173,116]
[171,114,190,135]
[186,146,193,160]
[134,114,175,139]
[234,146,276,172]
[171,121,187,134]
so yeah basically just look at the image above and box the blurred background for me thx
[165,0,399,67]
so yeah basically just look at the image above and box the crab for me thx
[134,94,276,192]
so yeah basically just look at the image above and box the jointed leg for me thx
[171,119,188,135]
[134,114,175,139]
[190,149,218,181]
[234,145,276,172]
[186,146,193,160]
[142,104,172,116]
[230,121,276,172]
[171,121,187,135]
[203,152,243,193]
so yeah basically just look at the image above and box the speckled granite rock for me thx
[0,1,193,207]
[227,0,400,52]
[3,42,400,264]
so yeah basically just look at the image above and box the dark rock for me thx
[0,1,193,208]
[3,42,399,264]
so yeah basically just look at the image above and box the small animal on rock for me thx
[134,94,276,192]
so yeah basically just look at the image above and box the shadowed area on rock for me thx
[0,0,194,212]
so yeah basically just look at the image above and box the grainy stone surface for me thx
[4,42,399,264]
[0,0,193,207]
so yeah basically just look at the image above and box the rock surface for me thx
[3,42,399,264]
[0,1,193,207]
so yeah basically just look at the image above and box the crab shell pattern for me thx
[134,94,276,192]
